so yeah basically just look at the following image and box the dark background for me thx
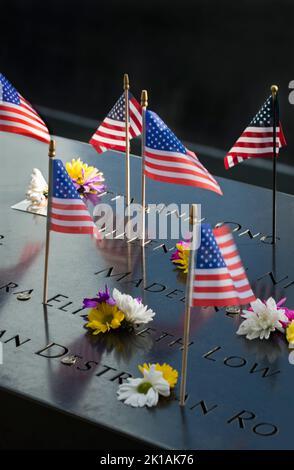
[1,0,293,191]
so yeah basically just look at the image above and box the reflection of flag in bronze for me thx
[224,95,286,169]
[0,242,43,309]
[90,92,142,153]
[93,237,142,281]
[51,159,98,235]
[0,73,50,144]
[192,224,256,306]
[144,111,222,195]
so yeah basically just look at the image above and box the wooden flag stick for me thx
[124,74,131,211]
[179,204,197,406]
[43,139,55,304]
[271,84,278,245]
[141,90,148,247]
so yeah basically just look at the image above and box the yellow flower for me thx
[66,158,92,184]
[286,321,294,347]
[66,158,104,195]
[172,242,190,274]
[138,363,178,388]
[86,303,125,335]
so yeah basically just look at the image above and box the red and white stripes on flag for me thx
[144,111,223,195]
[224,126,286,169]
[50,159,98,237]
[50,198,98,235]
[0,73,50,144]
[90,92,142,154]
[224,95,286,169]
[192,224,256,307]
[145,147,223,195]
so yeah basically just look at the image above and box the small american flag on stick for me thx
[51,159,98,236]
[90,92,142,154]
[144,111,222,195]
[224,95,286,169]
[0,73,50,144]
[192,224,256,307]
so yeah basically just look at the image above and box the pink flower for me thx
[277,298,294,328]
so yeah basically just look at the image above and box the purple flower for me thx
[83,298,101,309]
[67,159,106,196]
[170,251,180,261]
[276,298,294,328]
[83,191,105,207]
[83,285,116,309]
[170,240,190,261]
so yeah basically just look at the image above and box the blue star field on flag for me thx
[196,224,226,270]
[0,72,50,143]
[50,159,97,235]
[143,110,222,194]
[224,94,286,169]
[145,111,187,153]
[53,160,82,199]
[90,92,142,153]
[0,74,20,105]
[250,96,274,127]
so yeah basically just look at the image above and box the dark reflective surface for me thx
[1,133,294,449]
[2,0,294,161]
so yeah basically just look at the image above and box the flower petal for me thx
[250,298,265,314]
[155,378,170,397]
[266,297,277,312]
[125,393,146,407]
[146,388,159,407]
[83,298,99,308]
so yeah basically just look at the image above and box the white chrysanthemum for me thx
[117,365,170,408]
[26,168,48,206]
[112,288,155,325]
[236,297,288,340]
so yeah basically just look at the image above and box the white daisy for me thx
[26,168,48,206]
[236,297,288,340]
[117,365,170,408]
[112,288,155,325]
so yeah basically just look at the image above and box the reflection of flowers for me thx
[138,363,178,389]
[83,286,155,335]
[26,168,48,207]
[237,298,288,340]
[171,241,190,274]
[117,365,170,408]
[286,321,294,348]
[242,334,286,363]
[66,158,105,196]
[87,329,153,363]
[83,192,102,208]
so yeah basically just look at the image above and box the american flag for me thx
[0,73,50,144]
[50,159,98,236]
[192,224,256,307]
[90,92,142,153]
[224,95,286,169]
[144,111,222,195]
